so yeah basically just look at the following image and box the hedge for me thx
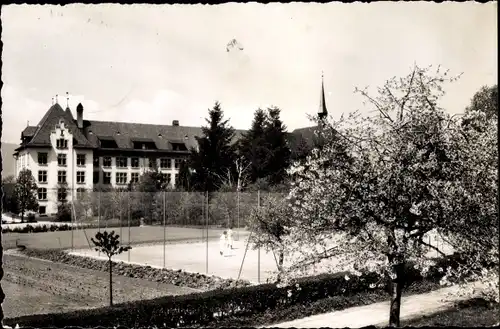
[5,254,464,328]
[2,219,142,234]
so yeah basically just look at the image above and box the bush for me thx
[26,213,37,223]
[5,254,464,328]
[56,203,72,222]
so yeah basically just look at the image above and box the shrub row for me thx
[6,254,462,328]
[22,249,252,291]
[2,220,142,234]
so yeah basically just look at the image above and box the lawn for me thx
[403,298,499,327]
[2,225,235,250]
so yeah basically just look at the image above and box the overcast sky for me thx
[1,2,497,143]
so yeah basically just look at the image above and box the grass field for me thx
[2,225,237,250]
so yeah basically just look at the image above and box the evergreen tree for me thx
[238,108,269,183]
[264,106,291,185]
[14,169,39,223]
[189,102,236,192]
[176,159,192,191]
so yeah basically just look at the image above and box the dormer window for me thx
[56,138,68,149]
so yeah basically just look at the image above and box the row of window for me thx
[37,170,175,185]
[38,153,183,170]
[99,172,174,185]
[38,170,86,184]
[97,156,182,169]
[37,187,86,202]
[38,153,87,166]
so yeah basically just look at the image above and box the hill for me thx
[1,142,18,178]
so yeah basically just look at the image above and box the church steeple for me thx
[318,72,328,120]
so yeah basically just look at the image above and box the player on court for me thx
[220,231,228,256]
[227,226,234,250]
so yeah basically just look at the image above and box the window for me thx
[131,172,139,183]
[56,138,68,149]
[38,188,47,201]
[116,172,127,185]
[58,170,67,183]
[103,172,112,184]
[39,206,46,215]
[76,188,86,200]
[93,171,100,184]
[103,157,112,167]
[57,154,67,166]
[38,170,47,183]
[174,158,182,169]
[116,157,128,168]
[149,158,156,168]
[77,171,85,184]
[57,188,67,201]
[162,173,171,185]
[131,157,139,168]
[93,156,100,166]
[77,154,86,166]
[38,152,48,166]
[160,158,170,169]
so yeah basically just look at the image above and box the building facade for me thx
[14,77,329,216]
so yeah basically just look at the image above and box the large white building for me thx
[14,78,329,216]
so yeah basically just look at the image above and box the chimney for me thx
[76,103,84,129]
[172,120,179,126]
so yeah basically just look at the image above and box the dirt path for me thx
[2,253,198,319]
[266,281,486,328]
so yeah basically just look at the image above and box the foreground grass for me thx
[403,298,500,327]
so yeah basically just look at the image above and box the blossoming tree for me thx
[281,64,476,327]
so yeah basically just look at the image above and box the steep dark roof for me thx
[84,120,245,151]
[21,126,38,138]
[27,103,94,148]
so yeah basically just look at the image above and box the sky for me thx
[1,2,497,144]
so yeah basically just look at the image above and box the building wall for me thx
[94,155,182,189]
[16,122,187,216]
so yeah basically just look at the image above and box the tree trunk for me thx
[388,263,405,327]
[20,209,25,223]
[109,258,113,306]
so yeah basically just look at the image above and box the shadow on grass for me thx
[402,297,500,327]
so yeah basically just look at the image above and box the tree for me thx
[239,108,269,183]
[282,64,467,327]
[189,102,237,192]
[1,179,19,215]
[248,192,292,282]
[91,230,131,306]
[176,159,192,191]
[263,107,291,185]
[438,85,498,303]
[134,164,170,224]
[14,169,39,223]
[56,182,71,222]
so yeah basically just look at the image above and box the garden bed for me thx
[21,248,253,291]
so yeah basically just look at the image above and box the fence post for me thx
[119,190,123,245]
[237,189,240,241]
[206,191,209,274]
[257,189,260,284]
[98,188,101,257]
[128,191,131,262]
[163,190,166,268]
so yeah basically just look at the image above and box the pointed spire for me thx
[66,92,70,109]
[318,71,328,120]
[55,94,59,104]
